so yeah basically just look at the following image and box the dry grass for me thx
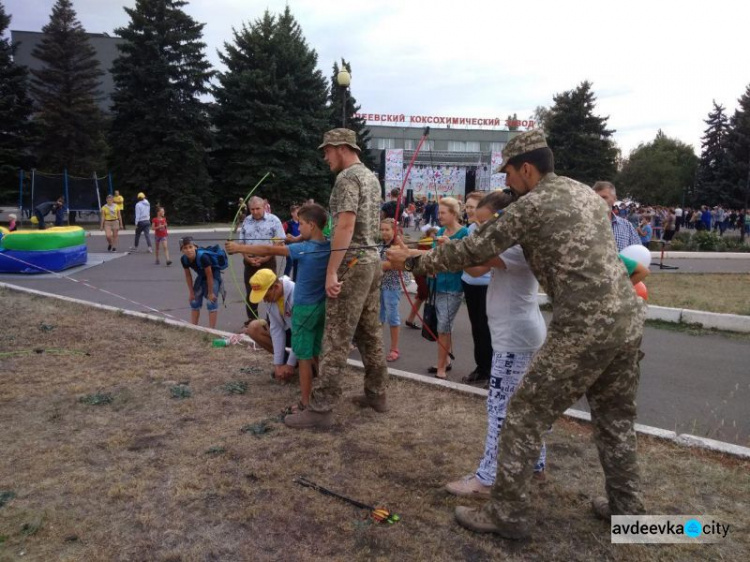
[1,288,748,562]
[647,273,750,315]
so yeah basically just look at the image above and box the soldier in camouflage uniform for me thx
[388,129,647,539]
[285,128,389,429]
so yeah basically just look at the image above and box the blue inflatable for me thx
[0,244,88,274]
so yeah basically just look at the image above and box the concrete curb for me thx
[651,251,750,259]
[536,295,750,334]
[84,227,232,237]
[2,281,749,460]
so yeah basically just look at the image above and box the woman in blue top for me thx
[430,197,468,378]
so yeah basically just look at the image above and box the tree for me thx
[545,81,618,186]
[530,106,549,132]
[506,112,519,131]
[109,0,214,223]
[616,130,699,206]
[0,1,34,202]
[724,84,750,212]
[695,101,732,206]
[30,0,106,175]
[329,59,373,169]
[211,7,331,218]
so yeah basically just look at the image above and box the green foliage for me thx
[531,106,550,132]
[79,392,114,405]
[329,59,374,170]
[545,81,618,186]
[506,112,519,131]
[170,384,191,399]
[691,231,721,251]
[222,380,248,395]
[211,7,331,219]
[724,84,750,209]
[616,131,699,205]
[109,0,214,224]
[0,2,34,203]
[664,230,749,252]
[30,0,107,176]
[695,101,733,207]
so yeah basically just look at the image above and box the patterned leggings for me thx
[476,351,547,486]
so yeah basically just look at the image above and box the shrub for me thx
[692,231,721,251]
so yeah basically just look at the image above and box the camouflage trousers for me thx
[487,331,645,527]
[309,261,388,412]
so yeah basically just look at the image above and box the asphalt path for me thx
[2,230,749,447]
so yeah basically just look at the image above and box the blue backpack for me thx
[196,245,229,272]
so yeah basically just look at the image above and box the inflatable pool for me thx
[0,226,87,274]
[0,226,86,251]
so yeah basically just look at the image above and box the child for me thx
[7,213,17,232]
[405,226,437,329]
[152,206,172,266]
[379,218,405,362]
[100,194,123,251]
[180,236,221,328]
[226,203,330,412]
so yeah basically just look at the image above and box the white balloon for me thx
[620,244,651,268]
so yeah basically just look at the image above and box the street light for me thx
[336,68,351,128]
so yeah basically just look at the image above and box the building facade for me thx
[11,30,124,113]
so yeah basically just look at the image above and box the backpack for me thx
[196,245,229,272]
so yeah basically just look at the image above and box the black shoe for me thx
[107,244,111,251]
[462,368,490,384]
[428,363,452,374]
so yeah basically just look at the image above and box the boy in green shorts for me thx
[226,203,330,410]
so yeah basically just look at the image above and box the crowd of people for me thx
[165,127,656,541]
[2,127,744,542]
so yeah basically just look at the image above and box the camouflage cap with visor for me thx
[495,129,549,173]
[318,128,361,152]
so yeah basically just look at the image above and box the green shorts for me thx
[291,301,326,360]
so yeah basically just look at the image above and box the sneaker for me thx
[111,247,116,252]
[351,393,389,413]
[129,246,137,252]
[445,474,491,498]
[107,244,112,251]
[462,368,490,385]
[166,260,172,266]
[284,409,333,429]
[454,505,530,539]
[148,248,153,253]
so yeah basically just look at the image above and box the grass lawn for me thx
[646,273,750,315]
[1,289,748,561]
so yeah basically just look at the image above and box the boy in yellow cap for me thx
[245,268,298,384]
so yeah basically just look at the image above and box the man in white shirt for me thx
[239,196,286,323]
[130,192,152,252]
[246,268,297,381]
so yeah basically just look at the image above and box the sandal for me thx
[405,320,421,330]
[386,349,400,362]
[435,372,448,380]
[281,402,307,416]
[428,363,452,374]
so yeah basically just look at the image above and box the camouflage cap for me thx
[318,128,361,152]
[495,129,549,173]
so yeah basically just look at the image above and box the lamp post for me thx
[336,68,351,128]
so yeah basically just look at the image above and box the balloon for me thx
[634,281,648,301]
[621,244,651,268]
[30,216,39,225]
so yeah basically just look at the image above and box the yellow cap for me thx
[137,192,146,199]
[249,268,277,304]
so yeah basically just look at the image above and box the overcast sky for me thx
[5,0,750,156]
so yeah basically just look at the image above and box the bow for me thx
[227,172,272,320]
[294,477,401,524]
[393,128,455,361]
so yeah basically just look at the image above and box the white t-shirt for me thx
[460,223,491,286]
[486,245,546,353]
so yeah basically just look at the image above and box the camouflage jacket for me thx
[329,162,381,265]
[414,173,646,345]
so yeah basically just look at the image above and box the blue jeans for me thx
[379,288,402,326]
[190,276,222,311]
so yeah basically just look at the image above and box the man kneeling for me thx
[245,269,297,382]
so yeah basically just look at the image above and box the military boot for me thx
[591,497,611,520]
[284,409,333,429]
[455,505,530,540]
[351,392,389,413]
